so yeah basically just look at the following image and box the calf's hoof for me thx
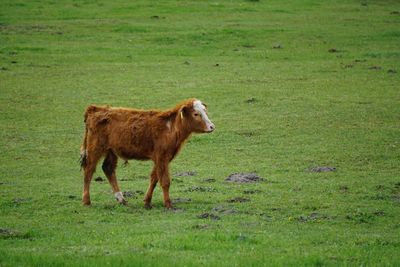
[82,200,91,206]
[144,203,152,210]
[114,192,127,205]
[164,202,173,209]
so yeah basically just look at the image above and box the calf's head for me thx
[181,99,215,133]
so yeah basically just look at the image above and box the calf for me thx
[79,98,215,209]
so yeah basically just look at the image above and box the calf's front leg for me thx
[156,160,173,209]
[144,166,158,209]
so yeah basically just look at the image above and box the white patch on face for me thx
[166,120,171,130]
[193,100,215,132]
[114,191,125,203]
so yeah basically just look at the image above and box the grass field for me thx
[1,0,399,266]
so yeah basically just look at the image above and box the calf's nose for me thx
[208,123,215,132]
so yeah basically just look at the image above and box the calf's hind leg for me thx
[102,151,126,205]
[82,151,102,206]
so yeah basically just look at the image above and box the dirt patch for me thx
[202,178,216,183]
[242,44,255,48]
[0,228,32,240]
[345,210,377,223]
[94,176,104,182]
[185,186,216,192]
[193,224,209,229]
[0,228,15,236]
[197,213,220,220]
[388,69,397,74]
[175,171,196,177]
[212,205,238,215]
[225,173,264,183]
[237,131,255,138]
[295,212,330,223]
[246,97,256,104]
[172,198,192,203]
[243,189,262,194]
[122,191,136,198]
[13,198,30,204]
[373,210,385,216]
[339,185,349,193]
[227,197,250,203]
[165,207,185,213]
[328,48,339,53]
[119,177,133,181]
[150,15,166,19]
[122,190,144,198]
[368,66,382,70]
[309,167,336,173]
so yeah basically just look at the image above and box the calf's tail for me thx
[79,125,88,170]
[79,106,93,170]
[79,105,109,170]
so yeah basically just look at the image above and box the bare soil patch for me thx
[0,228,31,240]
[309,167,336,173]
[225,173,264,183]
[243,189,262,194]
[185,186,216,192]
[339,185,349,193]
[193,224,210,229]
[175,171,196,177]
[197,213,220,220]
[122,191,136,198]
[94,176,104,182]
[295,212,330,223]
[246,97,256,104]
[368,66,381,70]
[212,205,238,215]
[227,197,250,203]
[122,190,144,199]
[172,198,192,203]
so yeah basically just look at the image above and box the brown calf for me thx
[79,98,215,209]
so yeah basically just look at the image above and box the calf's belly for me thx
[113,148,151,161]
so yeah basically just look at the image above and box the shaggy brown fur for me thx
[80,98,214,209]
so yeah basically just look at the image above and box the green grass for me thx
[1,0,399,266]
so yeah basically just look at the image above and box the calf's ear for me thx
[180,102,193,118]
